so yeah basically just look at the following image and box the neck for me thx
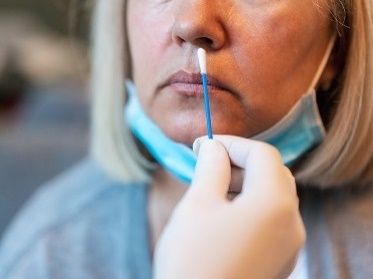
[148,166,188,257]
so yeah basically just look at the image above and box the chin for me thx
[159,120,252,147]
[162,126,205,147]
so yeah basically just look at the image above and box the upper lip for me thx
[159,70,236,95]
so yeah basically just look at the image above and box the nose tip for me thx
[171,5,226,51]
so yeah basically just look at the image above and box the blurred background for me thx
[0,0,91,236]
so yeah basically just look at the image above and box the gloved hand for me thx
[154,135,306,279]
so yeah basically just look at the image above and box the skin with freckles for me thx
[127,0,334,146]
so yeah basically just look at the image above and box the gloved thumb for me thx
[189,139,231,200]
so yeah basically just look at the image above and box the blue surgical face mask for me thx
[124,35,336,185]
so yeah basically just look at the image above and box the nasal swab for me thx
[197,48,213,139]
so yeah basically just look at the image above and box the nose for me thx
[171,1,226,51]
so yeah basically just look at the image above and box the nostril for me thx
[195,37,214,48]
[171,15,226,50]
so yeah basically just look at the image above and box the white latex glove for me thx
[154,135,306,279]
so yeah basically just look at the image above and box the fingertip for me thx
[196,139,230,169]
[190,138,231,199]
[192,136,209,155]
[192,138,202,155]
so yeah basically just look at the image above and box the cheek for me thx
[127,4,172,97]
[233,4,316,78]
[228,2,328,112]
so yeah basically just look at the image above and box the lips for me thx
[159,70,237,97]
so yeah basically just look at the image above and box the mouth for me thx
[159,70,238,98]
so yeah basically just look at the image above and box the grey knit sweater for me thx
[0,158,372,278]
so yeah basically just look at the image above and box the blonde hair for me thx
[90,0,373,188]
[91,0,151,183]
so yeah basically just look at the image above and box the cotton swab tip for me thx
[197,48,207,74]
[197,48,213,139]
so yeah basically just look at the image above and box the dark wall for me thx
[0,0,91,40]
[0,0,91,237]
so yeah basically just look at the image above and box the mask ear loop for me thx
[305,33,337,138]
[306,33,337,93]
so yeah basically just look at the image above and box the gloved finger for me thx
[209,135,285,195]
[195,137,244,196]
[283,166,297,197]
[188,139,231,201]
[228,166,244,194]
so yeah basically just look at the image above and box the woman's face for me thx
[127,0,333,145]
